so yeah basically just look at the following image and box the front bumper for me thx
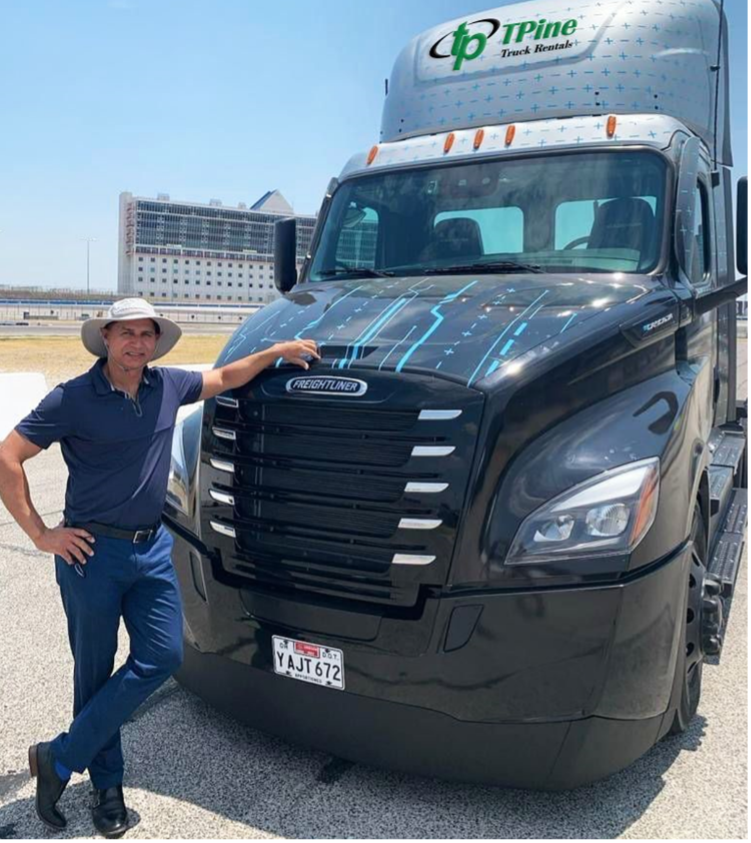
[168,523,690,789]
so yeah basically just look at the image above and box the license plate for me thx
[272,635,345,690]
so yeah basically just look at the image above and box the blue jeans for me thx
[51,525,183,789]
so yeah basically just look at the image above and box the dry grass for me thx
[0,335,229,385]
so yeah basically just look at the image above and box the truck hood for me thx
[217,274,663,388]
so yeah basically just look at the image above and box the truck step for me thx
[709,466,734,517]
[708,429,746,473]
[723,488,748,535]
[739,414,747,488]
[707,488,747,598]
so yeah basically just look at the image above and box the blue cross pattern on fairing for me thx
[366,0,728,170]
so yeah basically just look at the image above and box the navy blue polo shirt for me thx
[16,358,204,530]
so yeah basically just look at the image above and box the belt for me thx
[64,518,162,544]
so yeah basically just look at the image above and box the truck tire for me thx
[667,503,707,736]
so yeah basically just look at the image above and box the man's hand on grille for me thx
[272,340,321,370]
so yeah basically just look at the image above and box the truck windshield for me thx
[309,151,668,280]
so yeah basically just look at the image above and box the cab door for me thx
[676,139,718,428]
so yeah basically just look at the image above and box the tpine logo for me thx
[430,16,579,71]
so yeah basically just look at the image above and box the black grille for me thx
[255,403,416,431]
[236,429,415,467]
[201,370,484,608]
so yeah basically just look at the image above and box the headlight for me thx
[506,457,660,565]
[167,405,203,516]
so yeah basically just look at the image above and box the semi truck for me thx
[164,0,747,788]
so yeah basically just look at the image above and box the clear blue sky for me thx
[0,0,747,292]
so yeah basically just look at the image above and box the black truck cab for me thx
[164,0,747,788]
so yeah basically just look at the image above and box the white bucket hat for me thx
[81,298,182,360]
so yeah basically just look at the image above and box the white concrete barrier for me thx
[0,365,213,441]
[0,373,49,441]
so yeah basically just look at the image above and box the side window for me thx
[434,208,524,255]
[688,181,711,286]
[335,204,379,268]
[711,180,730,286]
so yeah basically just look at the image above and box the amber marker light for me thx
[473,128,485,150]
[606,115,617,137]
[444,132,455,153]
[366,145,379,165]
[505,124,516,146]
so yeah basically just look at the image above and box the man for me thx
[0,298,319,838]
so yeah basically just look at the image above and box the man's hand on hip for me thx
[35,522,96,565]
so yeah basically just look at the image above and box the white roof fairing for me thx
[380,0,730,165]
[341,113,689,179]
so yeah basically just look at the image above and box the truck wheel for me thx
[667,503,707,736]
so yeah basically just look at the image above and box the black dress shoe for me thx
[91,785,130,838]
[28,742,68,830]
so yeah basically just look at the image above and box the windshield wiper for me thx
[421,260,543,275]
[318,266,396,279]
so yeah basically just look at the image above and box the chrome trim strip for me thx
[392,553,436,567]
[398,518,442,530]
[411,446,455,457]
[212,427,237,441]
[216,395,239,408]
[209,458,235,474]
[418,410,462,421]
[211,521,237,539]
[209,489,235,506]
[404,483,450,495]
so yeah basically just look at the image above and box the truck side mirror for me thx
[737,177,747,277]
[274,218,298,293]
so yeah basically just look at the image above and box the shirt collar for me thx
[91,357,152,396]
